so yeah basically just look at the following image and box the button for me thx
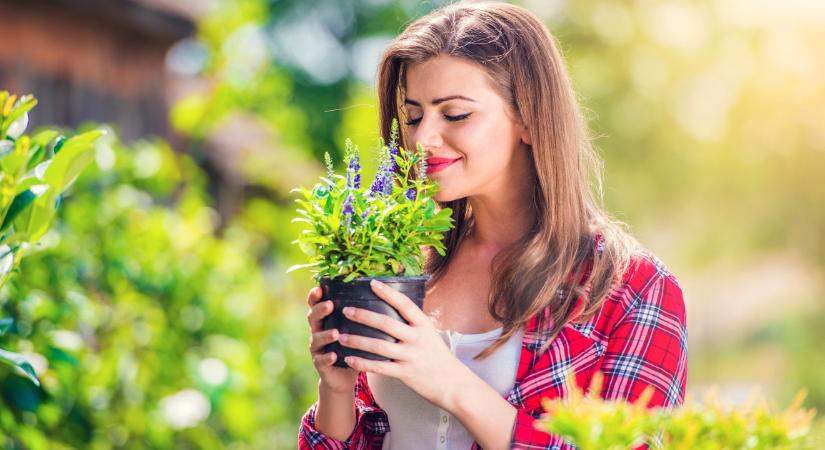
[442,415,448,423]
[440,435,446,443]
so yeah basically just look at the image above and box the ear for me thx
[520,125,532,146]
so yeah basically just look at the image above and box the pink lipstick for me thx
[426,157,461,175]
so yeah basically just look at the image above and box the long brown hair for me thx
[376,1,639,357]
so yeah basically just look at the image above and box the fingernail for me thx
[338,334,348,343]
[344,357,353,365]
[371,280,383,289]
[342,307,353,316]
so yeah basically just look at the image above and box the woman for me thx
[299,2,687,449]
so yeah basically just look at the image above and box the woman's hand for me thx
[338,279,466,409]
[306,286,358,395]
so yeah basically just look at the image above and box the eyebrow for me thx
[404,95,477,106]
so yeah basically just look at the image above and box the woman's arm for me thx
[298,373,389,449]
[314,381,356,441]
[443,364,518,450]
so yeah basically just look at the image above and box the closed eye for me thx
[405,112,472,126]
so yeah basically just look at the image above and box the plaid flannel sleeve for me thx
[508,257,688,449]
[298,372,389,449]
[598,265,687,409]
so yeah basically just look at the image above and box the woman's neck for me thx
[465,182,536,252]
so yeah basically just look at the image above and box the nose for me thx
[412,114,444,154]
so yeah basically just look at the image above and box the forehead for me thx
[403,54,495,101]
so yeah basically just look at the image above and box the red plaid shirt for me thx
[299,249,687,449]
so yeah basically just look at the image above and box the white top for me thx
[367,326,525,450]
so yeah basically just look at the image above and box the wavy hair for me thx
[375,1,639,357]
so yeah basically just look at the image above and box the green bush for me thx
[536,372,818,450]
[0,128,315,449]
[0,92,102,387]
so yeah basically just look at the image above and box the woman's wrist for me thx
[318,378,356,398]
[315,380,357,441]
[442,365,517,450]
[441,362,477,414]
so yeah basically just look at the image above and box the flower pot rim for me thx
[321,274,432,283]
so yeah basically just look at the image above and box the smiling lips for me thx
[426,157,461,174]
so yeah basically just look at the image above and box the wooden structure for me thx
[0,0,195,140]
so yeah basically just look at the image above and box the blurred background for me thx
[0,0,823,448]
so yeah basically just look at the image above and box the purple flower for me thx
[382,169,394,196]
[387,145,398,174]
[344,139,361,190]
[360,207,371,219]
[369,172,386,196]
[346,154,361,189]
[405,188,416,201]
[369,148,396,197]
[369,122,401,197]
[342,193,354,227]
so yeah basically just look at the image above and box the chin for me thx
[433,190,463,203]
[433,190,449,203]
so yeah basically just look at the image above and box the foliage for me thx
[0,130,316,449]
[0,92,102,387]
[0,0,822,448]
[287,120,453,282]
[536,372,818,450]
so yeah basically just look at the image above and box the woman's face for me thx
[403,54,531,202]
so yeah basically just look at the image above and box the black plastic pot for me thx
[321,275,430,368]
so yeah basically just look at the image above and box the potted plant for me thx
[287,119,454,367]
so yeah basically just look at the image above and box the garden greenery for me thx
[288,119,454,282]
[0,91,102,386]
[1,129,317,449]
[536,372,818,450]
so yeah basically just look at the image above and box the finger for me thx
[312,350,337,368]
[369,280,428,326]
[307,300,334,332]
[310,329,339,353]
[342,306,415,342]
[306,286,323,307]
[344,355,399,377]
[338,333,404,360]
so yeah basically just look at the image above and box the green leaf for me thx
[286,262,320,273]
[297,240,317,257]
[30,130,58,148]
[0,347,40,386]
[0,185,47,231]
[25,143,46,170]
[343,272,358,282]
[399,254,421,275]
[14,175,39,195]
[43,129,105,193]
[0,138,30,177]
[52,135,67,154]
[16,186,57,242]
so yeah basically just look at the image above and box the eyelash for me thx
[405,112,472,126]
